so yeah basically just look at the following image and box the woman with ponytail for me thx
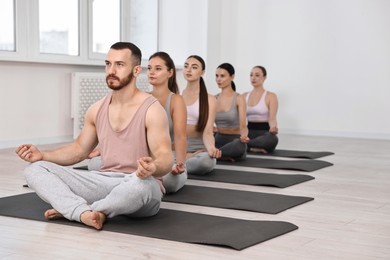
[148,52,187,193]
[182,55,221,175]
[214,63,249,161]
[244,65,279,153]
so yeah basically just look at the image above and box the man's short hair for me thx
[110,42,142,66]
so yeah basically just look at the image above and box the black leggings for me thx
[215,133,247,161]
[247,122,278,153]
[247,130,278,153]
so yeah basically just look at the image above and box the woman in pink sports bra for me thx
[243,66,279,153]
[182,55,222,175]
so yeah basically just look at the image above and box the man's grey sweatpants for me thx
[24,161,162,222]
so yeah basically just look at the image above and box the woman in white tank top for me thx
[243,66,279,153]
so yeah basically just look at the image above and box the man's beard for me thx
[106,72,134,91]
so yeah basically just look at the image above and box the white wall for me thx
[0,61,103,148]
[215,0,390,139]
[158,0,208,68]
[0,0,389,149]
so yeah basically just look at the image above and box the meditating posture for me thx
[243,65,279,153]
[88,51,187,193]
[148,51,187,193]
[214,63,249,161]
[182,55,221,175]
[15,42,173,230]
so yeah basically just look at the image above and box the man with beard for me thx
[15,42,173,230]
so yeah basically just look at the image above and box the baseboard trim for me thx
[282,129,390,141]
[0,135,74,149]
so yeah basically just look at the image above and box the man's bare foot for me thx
[80,210,106,230]
[44,209,64,220]
[250,147,268,154]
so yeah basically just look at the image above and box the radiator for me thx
[71,72,151,139]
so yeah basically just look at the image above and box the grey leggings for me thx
[88,156,187,194]
[215,133,247,161]
[162,168,187,193]
[24,161,162,222]
[248,130,279,153]
[186,136,216,175]
[186,152,216,175]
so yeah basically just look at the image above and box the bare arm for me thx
[16,102,100,165]
[267,92,279,134]
[142,101,174,177]
[171,94,187,173]
[202,94,221,158]
[237,94,249,143]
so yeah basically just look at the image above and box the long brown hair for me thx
[149,52,179,94]
[187,55,209,132]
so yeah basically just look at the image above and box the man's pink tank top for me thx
[96,93,157,173]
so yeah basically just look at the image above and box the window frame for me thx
[0,0,159,66]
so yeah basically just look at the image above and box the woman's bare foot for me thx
[44,209,63,220]
[80,210,106,230]
[218,156,235,162]
[249,147,268,154]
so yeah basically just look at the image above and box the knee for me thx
[198,155,216,174]
[234,139,247,155]
[23,161,52,186]
[88,156,102,171]
[266,133,279,152]
[163,170,187,193]
[23,161,45,178]
[187,153,216,175]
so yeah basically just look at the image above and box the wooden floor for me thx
[0,134,389,259]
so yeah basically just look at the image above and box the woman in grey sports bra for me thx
[214,63,249,161]
[148,52,188,193]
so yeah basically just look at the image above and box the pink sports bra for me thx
[186,98,199,125]
[246,91,269,122]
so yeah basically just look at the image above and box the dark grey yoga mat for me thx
[217,157,333,172]
[0,193,298,250]
[188,168,315,188]
[163,185,313,214]
[248,149,334,159]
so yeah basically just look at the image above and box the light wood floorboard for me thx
[0,134,389,259]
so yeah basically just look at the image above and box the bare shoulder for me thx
[207,93,217,102]
[146,97,166,117]
[171,93,185,105]
[236,93,246,105]
[171,93,186,111]
[266,90,278,100]
[84,96,107,123]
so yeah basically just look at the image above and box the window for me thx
[92,0,120,55]
[39,0,79,56]
[0,0,15,52]
[0,0,159,65]
[125,0,158,60]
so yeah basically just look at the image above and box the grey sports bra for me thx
[215,93,240,128]
[164,92,174,143]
